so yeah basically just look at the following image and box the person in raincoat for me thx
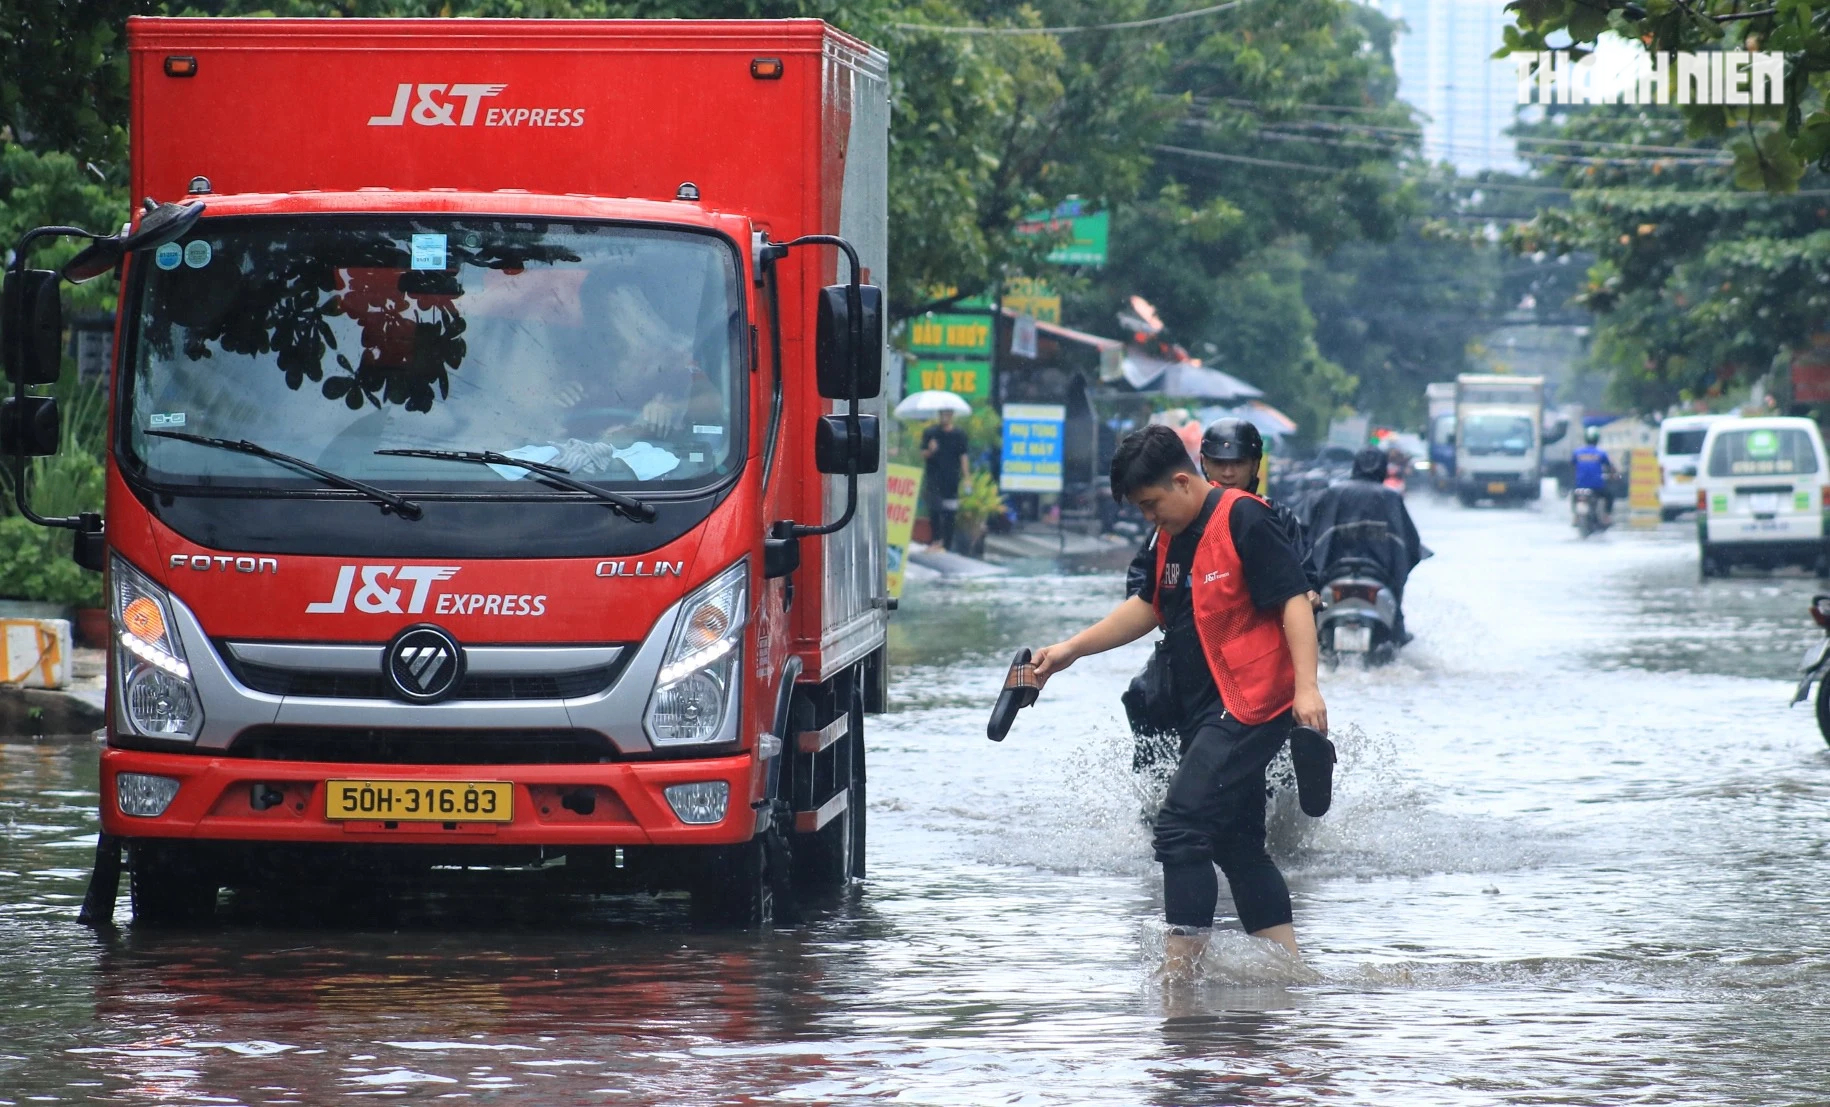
[1302,447,1430,641]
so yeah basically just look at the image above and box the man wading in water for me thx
[1033,424,1328,968]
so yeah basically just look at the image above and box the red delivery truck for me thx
[0,17,890,926]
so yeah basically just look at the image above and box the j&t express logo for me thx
[368,83,587,128]
[306,565,548,617]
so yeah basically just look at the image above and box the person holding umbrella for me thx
[898,391,972,552]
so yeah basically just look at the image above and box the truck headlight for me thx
[644,560,746,748]
[112,556,203,739]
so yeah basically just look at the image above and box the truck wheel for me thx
[690,823,792,929]
[1699,546,1724,580]
[798,692,865,890]
[1457,490,1476,508]
[128,843,218,927]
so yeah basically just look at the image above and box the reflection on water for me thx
[4,499,1830,1103]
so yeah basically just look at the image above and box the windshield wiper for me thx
[145,430,423,520]
[374,448,657,523]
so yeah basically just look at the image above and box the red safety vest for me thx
[1152,488,1298,725]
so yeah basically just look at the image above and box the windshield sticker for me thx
[410,233,448,271]
[154,243,183,270]
[1746,430,1780,457]
[692,424,724,436]
[182,240,212,268]
[148,412,187,428]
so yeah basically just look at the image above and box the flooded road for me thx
[5,495,1830,1104]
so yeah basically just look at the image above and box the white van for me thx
[1657,414,1727,520]
[1696,417,1830,578]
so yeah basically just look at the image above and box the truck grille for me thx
[228,726,616,765]
[225,660,620,702]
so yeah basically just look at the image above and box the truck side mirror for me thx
[62,200,206,285]
[1,269,65,386]
[814,283,883,400]
[815,413,881,474]
[1,395,61,456]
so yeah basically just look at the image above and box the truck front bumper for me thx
[99,747,763,847]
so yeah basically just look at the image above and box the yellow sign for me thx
[885,464,924,599]
[1628,445,1660,528]
[1003,277,1061,325]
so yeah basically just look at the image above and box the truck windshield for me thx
[1461,414,1534,456]
[122,218,742,495]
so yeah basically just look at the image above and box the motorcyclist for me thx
[1198,418,1319,596]
[1571,426,1616,521]
[1303,447,1430,644]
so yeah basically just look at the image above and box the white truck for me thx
[1453,374,1546,506]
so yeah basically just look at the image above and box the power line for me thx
[891,0,1264,36]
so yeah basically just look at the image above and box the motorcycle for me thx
[1316,557,1401,665]
[1572,487,1610,538]
[1790,594,1830,745]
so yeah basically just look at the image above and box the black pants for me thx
[928,490,958,551]
[1153,706,1294,934]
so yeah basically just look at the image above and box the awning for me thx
[1196,399,1298,437]
[1119,353,1263,401]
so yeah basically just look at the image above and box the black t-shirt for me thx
[1127,489,1310,720]
[921,425,969,499]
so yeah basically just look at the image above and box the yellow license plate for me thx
[1487,482,1507,494]
[325,779,514,822]
[1674,473,1693,483]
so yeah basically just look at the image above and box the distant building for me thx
[1370,0,1526,175]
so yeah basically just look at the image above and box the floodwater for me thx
[5,495,1830,1104]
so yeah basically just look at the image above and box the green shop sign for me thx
[905,359,991,403]
[1016,200,1108,267]
[907,313,994,357]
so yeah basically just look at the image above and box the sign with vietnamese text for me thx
[1000,404,1066,493]
[905,359,990,403]
[1016,201,1109,267]
[907,313,994,357]
[1628,445,1660,528]
[1003,277,1061,324]
[885,464,924,599]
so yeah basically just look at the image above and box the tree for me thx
[1067,0,1418,438]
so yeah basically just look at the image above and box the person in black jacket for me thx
[1198,419,1320,597]
[1303,447,1430,642]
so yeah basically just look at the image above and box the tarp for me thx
[1303,477,1431,595]
[1119,354,1263,400]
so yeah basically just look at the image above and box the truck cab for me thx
[1452,374,1546,507]
[1,18,890,926]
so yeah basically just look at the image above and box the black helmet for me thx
[1200,417,1264,463]
[1352,447,1387,481]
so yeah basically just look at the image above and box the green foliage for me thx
[952,469,1004,529]
[1307,175,1511,428]
[1500,1,1829,186]
[0,517,103,607]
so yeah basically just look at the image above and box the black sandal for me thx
[1288,725,1336,817]
[987,648,1040,742]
